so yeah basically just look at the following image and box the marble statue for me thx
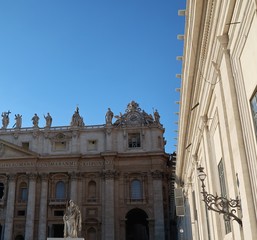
[105,108,114,124]
[63,200,82,238]
[14,114,22,129]
[154,110,160,123]
[1,111,11,129]
[32,113,39,127]
[44,113,52,128]
[70,107,85,127]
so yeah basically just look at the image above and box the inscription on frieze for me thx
[0,160,113,170]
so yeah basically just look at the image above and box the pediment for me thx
[0,139,38,159]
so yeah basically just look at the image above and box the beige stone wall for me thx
[176,0,257,239]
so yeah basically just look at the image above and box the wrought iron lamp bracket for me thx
[197,167,242,226]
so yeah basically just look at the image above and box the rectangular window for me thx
[218,159,231,234]
[22,142,29,150]
[17,210,26,216]
[54,141,67,151]
[88,140,97,151]
[54,210,64,216]
[250,93,257,137]
[128,133,141,148]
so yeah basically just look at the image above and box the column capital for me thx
[39,173,49,181]
[8,174,16,182]
[28,173,37,181]
[69,171,79,180]
[151,170,163,180]
[102,170,118,180]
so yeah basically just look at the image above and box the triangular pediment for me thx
[0,139,38,159]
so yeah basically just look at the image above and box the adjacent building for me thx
[176,0,257,239]
[0,101,173,240]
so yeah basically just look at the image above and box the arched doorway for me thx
[126,208,149,240]
[15,235,24,240]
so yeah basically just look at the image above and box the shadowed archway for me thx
[126,208,149,240]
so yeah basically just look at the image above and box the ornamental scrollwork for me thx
[151,170,163,180]
[102,170,118,180]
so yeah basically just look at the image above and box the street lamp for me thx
[197,166,242,226]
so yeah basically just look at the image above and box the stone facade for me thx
[176,0,257,239]
[0,101,172,240]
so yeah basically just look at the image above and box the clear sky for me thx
[0,0,185,154]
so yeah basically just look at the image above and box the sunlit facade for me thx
[176,0,257,239]
[0,101,173,240]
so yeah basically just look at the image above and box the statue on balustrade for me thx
[63,200,82,238]
[14,114,22,129]
[44,112,52,128]
[105,108,113,124]
[70,107,85,127]
[1,111,11,129]
[32,113,39,128]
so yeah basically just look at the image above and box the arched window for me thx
[55,181,65,199]
[0,183,4,199]
[19,182,28,202]
[131,179,142,200]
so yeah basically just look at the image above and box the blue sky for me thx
[0,0,185,153]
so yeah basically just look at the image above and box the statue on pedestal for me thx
[63,200,82,238]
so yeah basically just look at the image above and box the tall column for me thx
[151,170,165,240]
[4,174,16,240]
[38,173,48,240]
[102,170,116,240]
[25,173,37,240]
[70,172,78,202]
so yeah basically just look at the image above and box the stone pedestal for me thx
[47,238,84,240]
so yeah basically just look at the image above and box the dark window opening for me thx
[128,133,141,148]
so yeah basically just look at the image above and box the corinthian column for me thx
[38,173,48,240]
[4,174,16,240]
[151,170,165,240]
[25,173,37,240]
[102,170,116,240]
[70,172,78,202]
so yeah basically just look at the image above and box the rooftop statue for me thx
[14,114,22,129]
[154,110,160,124]
[44,112,52,128]
[105,108,114,124]
[70,107,85,127]
[1,111,11,129]
[32,113,39,128]
[63,200,82,238]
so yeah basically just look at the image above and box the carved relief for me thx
[102,170,118,180]
[151,170,163,180]
[113,101,156,127]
